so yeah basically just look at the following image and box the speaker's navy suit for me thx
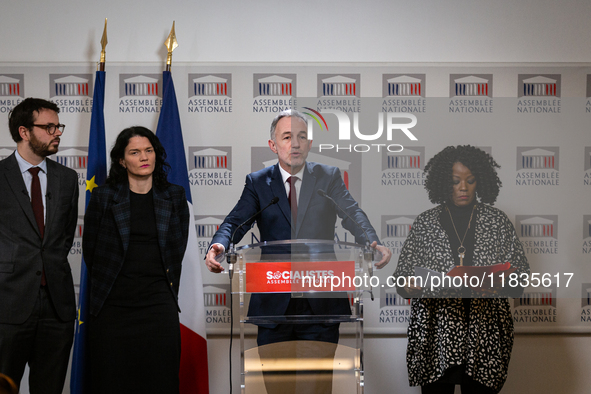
[211,161,380,331]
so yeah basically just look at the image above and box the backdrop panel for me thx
[1,63,589,334]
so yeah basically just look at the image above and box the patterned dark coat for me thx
[392,204,529,392]
[83,182,189,316]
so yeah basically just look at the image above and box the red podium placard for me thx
[245,260,356,293]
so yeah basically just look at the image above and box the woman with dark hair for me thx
[393,145,529,394]
[83,126,189,394]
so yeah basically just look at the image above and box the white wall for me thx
[2,1,591,393]
[2,0,591,64]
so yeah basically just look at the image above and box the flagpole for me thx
[165,21,177,72]
[156,23,210,394]
[70,19,108,394]
[99,18,107,72]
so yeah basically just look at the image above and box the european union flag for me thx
[70,70,107,394]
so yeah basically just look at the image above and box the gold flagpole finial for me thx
[99,18,108,71]
[165,21,178,71]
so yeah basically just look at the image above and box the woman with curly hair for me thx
[393,145,530,394]
[83,126,189,393]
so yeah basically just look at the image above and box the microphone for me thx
[227,196,280,279]
[316,189,373,247]
[317,189,376,300]
[230,196,279,247]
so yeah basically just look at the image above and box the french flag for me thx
[157,70,209,394]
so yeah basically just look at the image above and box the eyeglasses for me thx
[32,123,66,135]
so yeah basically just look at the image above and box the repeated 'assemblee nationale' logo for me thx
[253,74,296,97]
[515,147,559,186]
[0,74,24,113]
[203,283,231,325]
[49,147,88,187]
[517,74,561,113]
[187,147,232,187]
[519,74,561,97]
[0,74,24,97]
[204,284,231,309]
[49,74,93,113]
[203,284,230,308]
[379,287,411,325]
[583,215,591,254]
[195,215,224,238]
[316,74,361,113]
[584,215,591,240]
[252,73,297,113]
[384,74,424,98]
[194,215,226,255]
[515,215,558,255]
[195,218,233,325]
[449,74,493,113]
[194,214,226,269]
[318,74,360,97]
[381,147,425,187]
[450,74,492,97]
[382,74,426,113]
[582,283,591,325]
[380,215,416,255]
[584,147,591,186]
[50,148,87,258]
[69,216,84,256]
[381,215,414,238]
[581,283,591,311]
[118,74,163,113]
[50,147,88,170]
[513,284,558,324]
[187,73,232,113]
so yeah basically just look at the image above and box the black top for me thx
[439,200,478,267]
[437,200,478,383]
[105,189,170,307]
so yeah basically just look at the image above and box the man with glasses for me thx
[0,98,78,393]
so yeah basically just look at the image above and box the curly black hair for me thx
[424,145,501,205]
[106,126,171,188]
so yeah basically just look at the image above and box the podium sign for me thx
[245,260,356,293]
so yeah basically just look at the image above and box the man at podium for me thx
[205,109,391,393]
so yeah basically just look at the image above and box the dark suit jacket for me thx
[0,153,78,324]
[211,162,380,322]
[83,182,189,316]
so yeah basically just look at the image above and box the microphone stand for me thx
[225,196,279,394]
[227,243,237,394]
[363,245,375,301]
[227,196,279,280]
